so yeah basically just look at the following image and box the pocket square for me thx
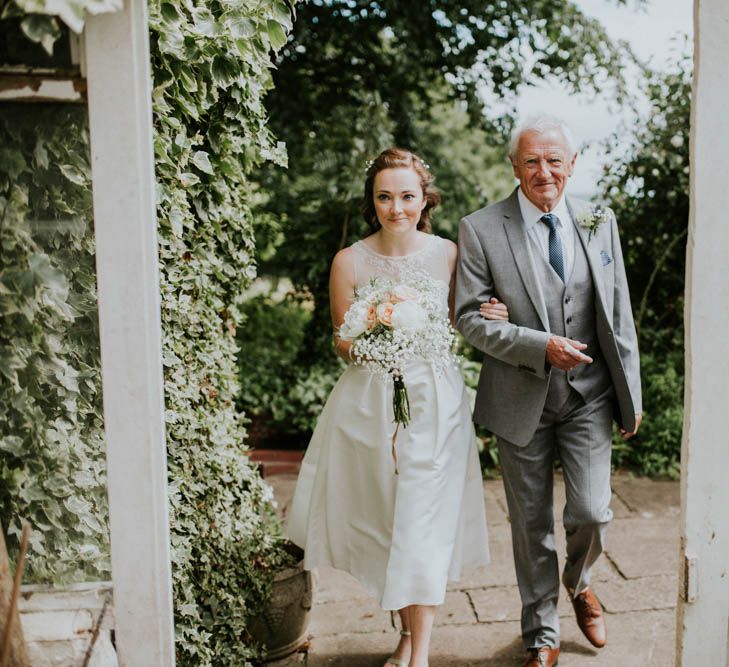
[600,250,613,266]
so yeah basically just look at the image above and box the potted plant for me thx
[248,539,313,661]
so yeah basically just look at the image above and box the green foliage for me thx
[249,0,638,405]
[601,52,690,341]
[0,106,110,582]
[147,0,295,662]
[611,351,683,479]
[237,293,342,443]
[2,0,122,50]
[601,52,691,477]
[4,0,296,661]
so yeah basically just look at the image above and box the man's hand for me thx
[546,335,593,371]
[619,413,643,440]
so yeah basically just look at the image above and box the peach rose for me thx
[376,302,394,327]
[366,304,378,330]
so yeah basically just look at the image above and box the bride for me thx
[287,148,508,666]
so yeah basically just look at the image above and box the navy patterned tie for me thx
[540,213,565,283]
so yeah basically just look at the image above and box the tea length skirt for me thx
[286,361,489,610]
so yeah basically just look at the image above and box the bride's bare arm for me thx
[329,247,356,362]
[446,239,459,325]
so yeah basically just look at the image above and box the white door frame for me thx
[85,0,175,663]
[676,0,729,663]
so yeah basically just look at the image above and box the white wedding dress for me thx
[286,234,489,610]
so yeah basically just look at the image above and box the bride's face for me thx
[373,167,426,235]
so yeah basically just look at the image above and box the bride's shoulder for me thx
[332,245,355,267]
[432,234,457,258]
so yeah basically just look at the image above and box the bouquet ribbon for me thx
[391,374,411,475]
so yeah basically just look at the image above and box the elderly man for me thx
[456,115,642,667]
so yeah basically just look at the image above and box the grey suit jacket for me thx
[455,188,642,446]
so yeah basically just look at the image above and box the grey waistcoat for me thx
[532,226,611,407]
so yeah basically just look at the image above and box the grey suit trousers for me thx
[497,380,614,649]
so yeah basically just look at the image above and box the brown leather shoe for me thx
[521,646,560,667]
[571,587,607,648]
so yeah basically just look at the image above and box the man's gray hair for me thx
[508,115,577,159]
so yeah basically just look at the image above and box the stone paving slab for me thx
[604,517,679,579]
[268,471,681,666]
[611,471,680,518]
[304,609,676,666]
[598,574,678,613]
[314,568,372,604]
[309,597,393,637]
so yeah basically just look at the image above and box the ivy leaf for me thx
[191,151,214,175]
[0,436,23,456]
[58,163,88,186]
[271,1,293,31]
[179,172,200,187]
[28,253,66,291]
[191,7,217,36]
[168,207,184,237]
[266,19,287,50]
[20,15,61,56]
[160,1,183,25]
[34,140,49,170]
[211,56,238,89]
[0,148,26,179]
[227,16,255,39]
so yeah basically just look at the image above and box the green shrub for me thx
[612,351,683,478]
[238,293,343,444]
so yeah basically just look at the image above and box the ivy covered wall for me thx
[0,106,109,583]
[1,0,295,663]
[148,0,294,663]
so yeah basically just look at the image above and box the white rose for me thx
[391,301,429,330]
[339,302,369,339]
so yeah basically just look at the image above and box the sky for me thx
[514,0,693,197]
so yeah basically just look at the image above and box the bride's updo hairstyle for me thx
[361,148,441,235]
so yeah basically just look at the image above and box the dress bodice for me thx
[351,234,452,308]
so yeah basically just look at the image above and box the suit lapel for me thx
[567,198,609,314]
[503,191,550,332]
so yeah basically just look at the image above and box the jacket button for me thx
[566,316,573,324]
[565,296,571,304]
[569,375,575,381]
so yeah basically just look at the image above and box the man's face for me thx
[510,128,577,212]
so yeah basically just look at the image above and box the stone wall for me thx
[19,582,117,666]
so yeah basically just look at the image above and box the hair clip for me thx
[364,158,375,173]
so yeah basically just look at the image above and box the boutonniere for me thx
[576,205,610,242]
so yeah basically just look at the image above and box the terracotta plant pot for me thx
[249,542,313,661]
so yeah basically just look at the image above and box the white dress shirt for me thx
[517,187,575,282]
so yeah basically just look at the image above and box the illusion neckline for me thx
[357,234,436,260]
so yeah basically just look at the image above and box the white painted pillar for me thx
[677,1,729,663]
[84,1,175,664]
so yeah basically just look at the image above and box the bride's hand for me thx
[479,297,509,321]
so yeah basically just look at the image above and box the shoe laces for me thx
[576,592,598,618]
[533,648,550,666]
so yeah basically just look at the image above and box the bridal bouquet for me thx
[338,273,456,430]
